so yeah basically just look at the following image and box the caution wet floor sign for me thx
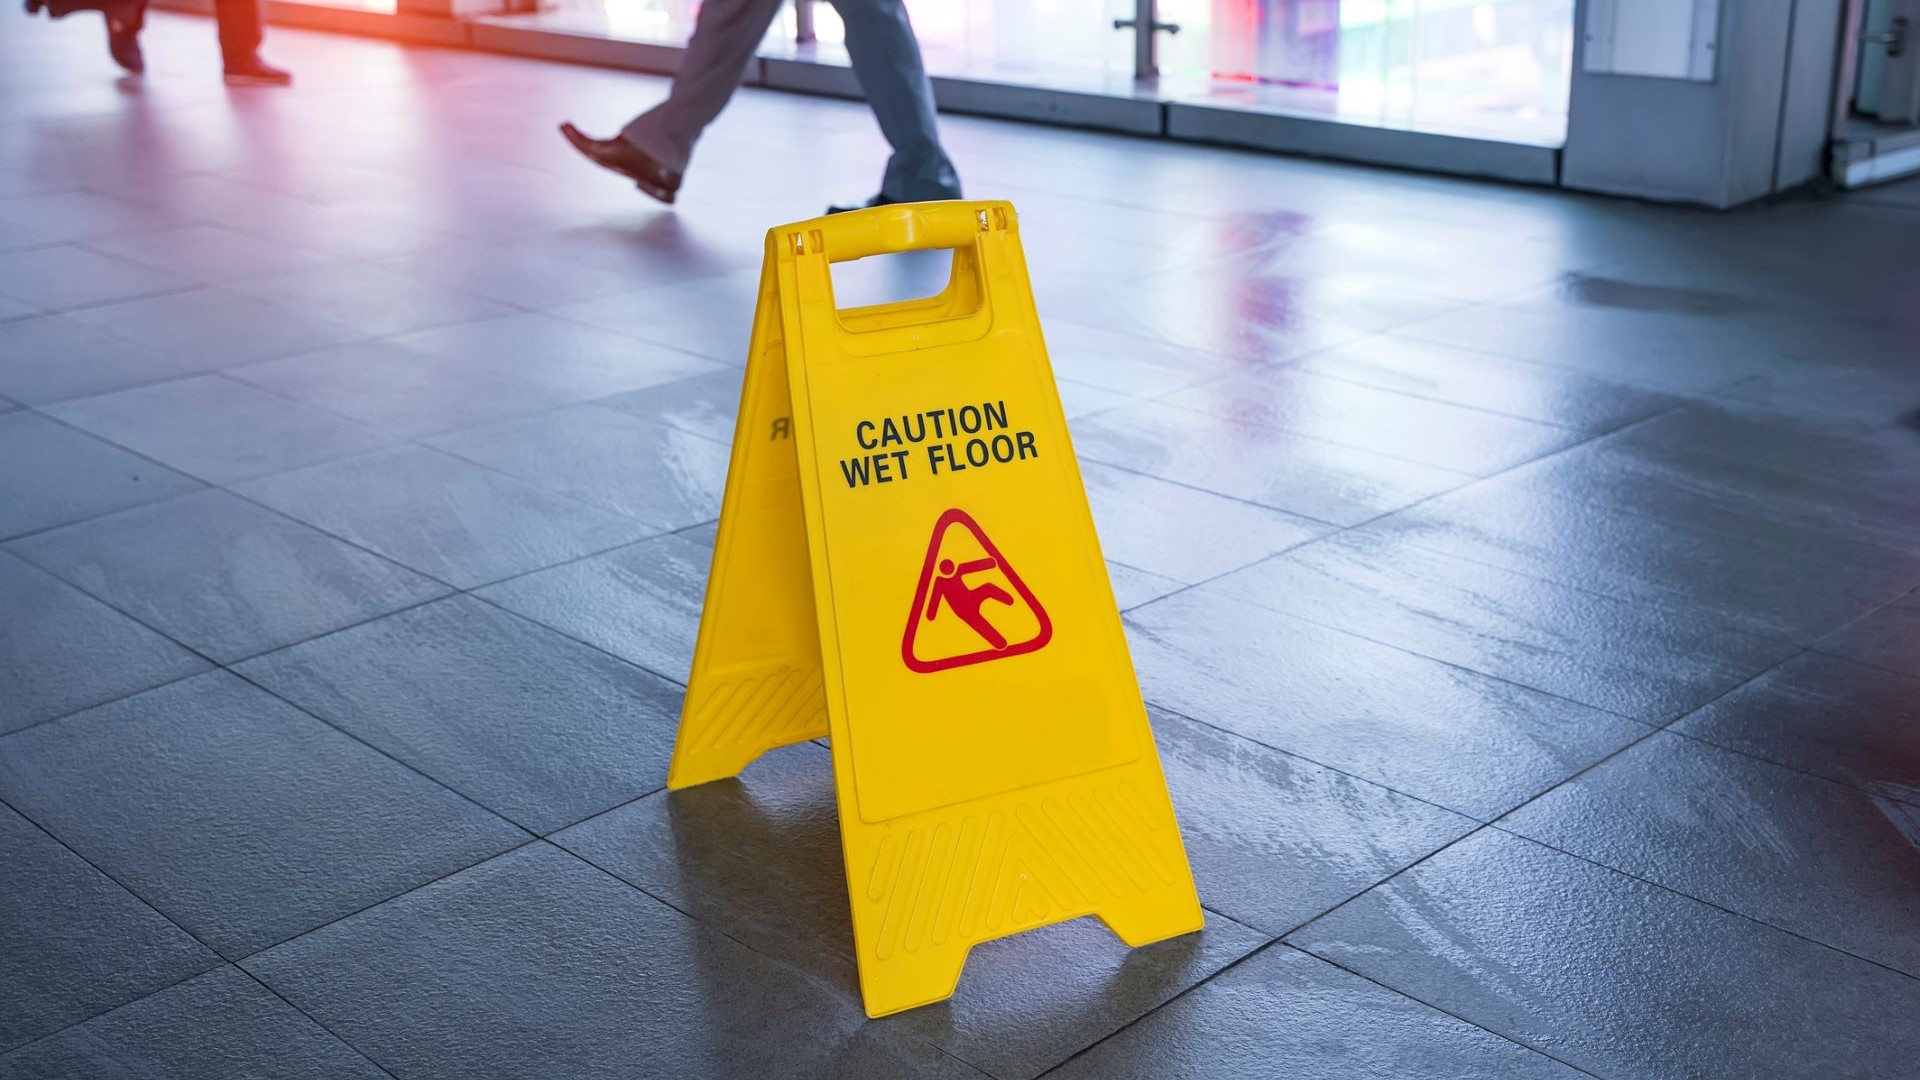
[668,201,1203,1018]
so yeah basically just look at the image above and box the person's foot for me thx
[223,57,292,86]
[827,193,902,215]
[105,14,144,75]
[559,122,679,204]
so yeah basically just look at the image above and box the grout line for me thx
[1284,941,1614,1079]
[227,964,405,1080]
[0,963,218,1062]
[219,665,543,841]
[1659,721,1920,813]
[1485,822,1920,983]
[230,838,544,963]
[1144,698,1528,826]
[0,662,210,743]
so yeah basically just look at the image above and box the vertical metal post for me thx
[1832,0,1866,138]
[1133,0,1158,78]
[1114,0,1177,79]
[795,0,816,44]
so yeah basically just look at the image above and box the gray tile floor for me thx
[3,12,1919,1080]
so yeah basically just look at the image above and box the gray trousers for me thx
[621,0,961,202]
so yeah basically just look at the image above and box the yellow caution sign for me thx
[670,201,1203,1018]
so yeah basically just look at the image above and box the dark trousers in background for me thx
[43,0,262,65]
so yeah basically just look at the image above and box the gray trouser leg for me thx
[832,0,962,201]
[621,0,785,174]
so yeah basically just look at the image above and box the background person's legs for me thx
[212,0,261,67]
[832,0,961,201]
[620,0,786,175]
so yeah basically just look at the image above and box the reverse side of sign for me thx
[671,201,1203,1018]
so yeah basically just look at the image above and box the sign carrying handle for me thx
[784,202,1014,354]
[796,201,999,264]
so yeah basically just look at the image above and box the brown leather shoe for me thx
[559,122,680,204]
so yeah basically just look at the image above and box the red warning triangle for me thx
[901,508,1051,673]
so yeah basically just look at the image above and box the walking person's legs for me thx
[560,0,784,203]
[831,0,960,204]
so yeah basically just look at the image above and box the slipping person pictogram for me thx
[902,508,1049,673]
[926,556,1014,650]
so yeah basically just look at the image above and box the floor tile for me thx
[1212,531,1797,723]
[1049,945,1582,1080]
[1289,829,1920,1080]
[545,269,762,365]
[1815,592,1920,678]
[1501,730,1920,975]
[553,746,1268,1080]
[1080,460,1329,583]
[1040,320,1233,398]
[0,803,214,1053]
[9,489,448,664]
[0,190,182,246]
[228,262,514,337]
[371,238,656,309]
[233,445,652,589]
[85,225,335,284]
[1715,357,1920,426]
[0,314,210,405]
[0,671,525,958]
[474,529,713,681]
[428,404,730,530]
[1056,378,1134,419]
[106,173,460,263]
[596,369,746,444]
[390,312,721,401]
[0,244,189,311]
[0,550,209,734]
[550,744,859,988]
[1673,651,1920,805]
[237,596,682,833]
[1104,561,1183,610]
[0,966,386,1080]
[226,339,580,438]
[1396,296,1788,394]
[243,843,978,1079]
[47,375,397,485]
[1072,401,1472,527]
[1527,412,1920,557]
[1043,273,1371,367]
[1164,368,1588,476]
[1604,401,1920,512]
[1153,710,1474,935]
[1291,333,1684,434]
[1125,588,1648,819]
[1367,464,1920,643]
[0,412,203,539]
[65,288,363,367]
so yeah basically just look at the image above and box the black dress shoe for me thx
[223,56,292,86]
[827,193,901,215]
[559,122,680,204]
[106,12,143,75]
